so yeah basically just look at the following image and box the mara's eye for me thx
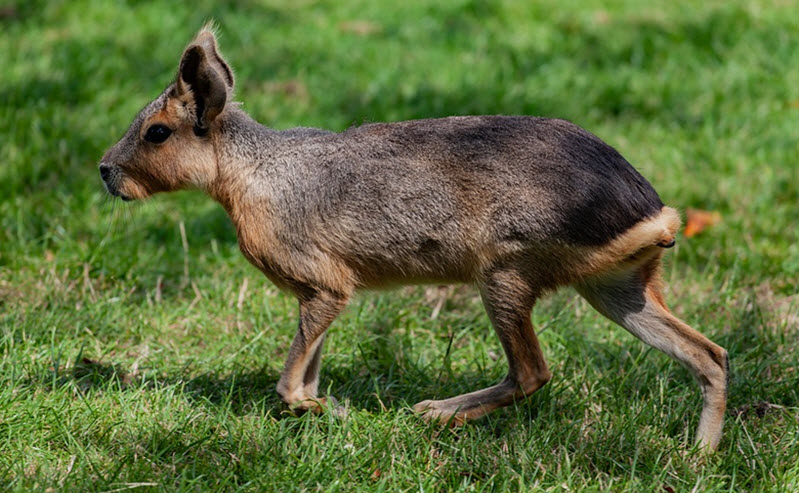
[144,124,173,144]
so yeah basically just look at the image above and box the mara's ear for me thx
[176,28,235,133]
[191,28,235,91]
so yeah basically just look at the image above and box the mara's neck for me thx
[206,107,280,216]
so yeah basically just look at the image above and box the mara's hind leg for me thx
[414,269,551,424]
[576,257,728,451]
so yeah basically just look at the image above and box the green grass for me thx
[0,0,797,491]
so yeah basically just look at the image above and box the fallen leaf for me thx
[683,208,721,238]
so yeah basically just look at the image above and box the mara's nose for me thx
[99,162,111,181]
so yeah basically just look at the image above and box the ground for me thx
[0,0,797,491]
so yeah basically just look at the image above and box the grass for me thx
[0,0,797,491]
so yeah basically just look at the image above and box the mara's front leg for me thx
[276,289,349,413]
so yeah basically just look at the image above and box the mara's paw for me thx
[289,395,348,418]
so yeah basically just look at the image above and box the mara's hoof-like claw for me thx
[412,400,466,426]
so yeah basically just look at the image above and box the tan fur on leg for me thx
[576,258,728,451]
[276,291,349,413]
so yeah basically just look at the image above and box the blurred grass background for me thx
[0,0,797,491]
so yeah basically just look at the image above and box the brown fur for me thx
[99,27,728,452]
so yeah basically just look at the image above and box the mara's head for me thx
[99,26,234,201]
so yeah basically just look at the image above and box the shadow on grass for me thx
[170,350,518,420]
[57,351,534,426]
[35,313,537,425]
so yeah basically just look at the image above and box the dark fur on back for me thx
[342,116,664,246]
